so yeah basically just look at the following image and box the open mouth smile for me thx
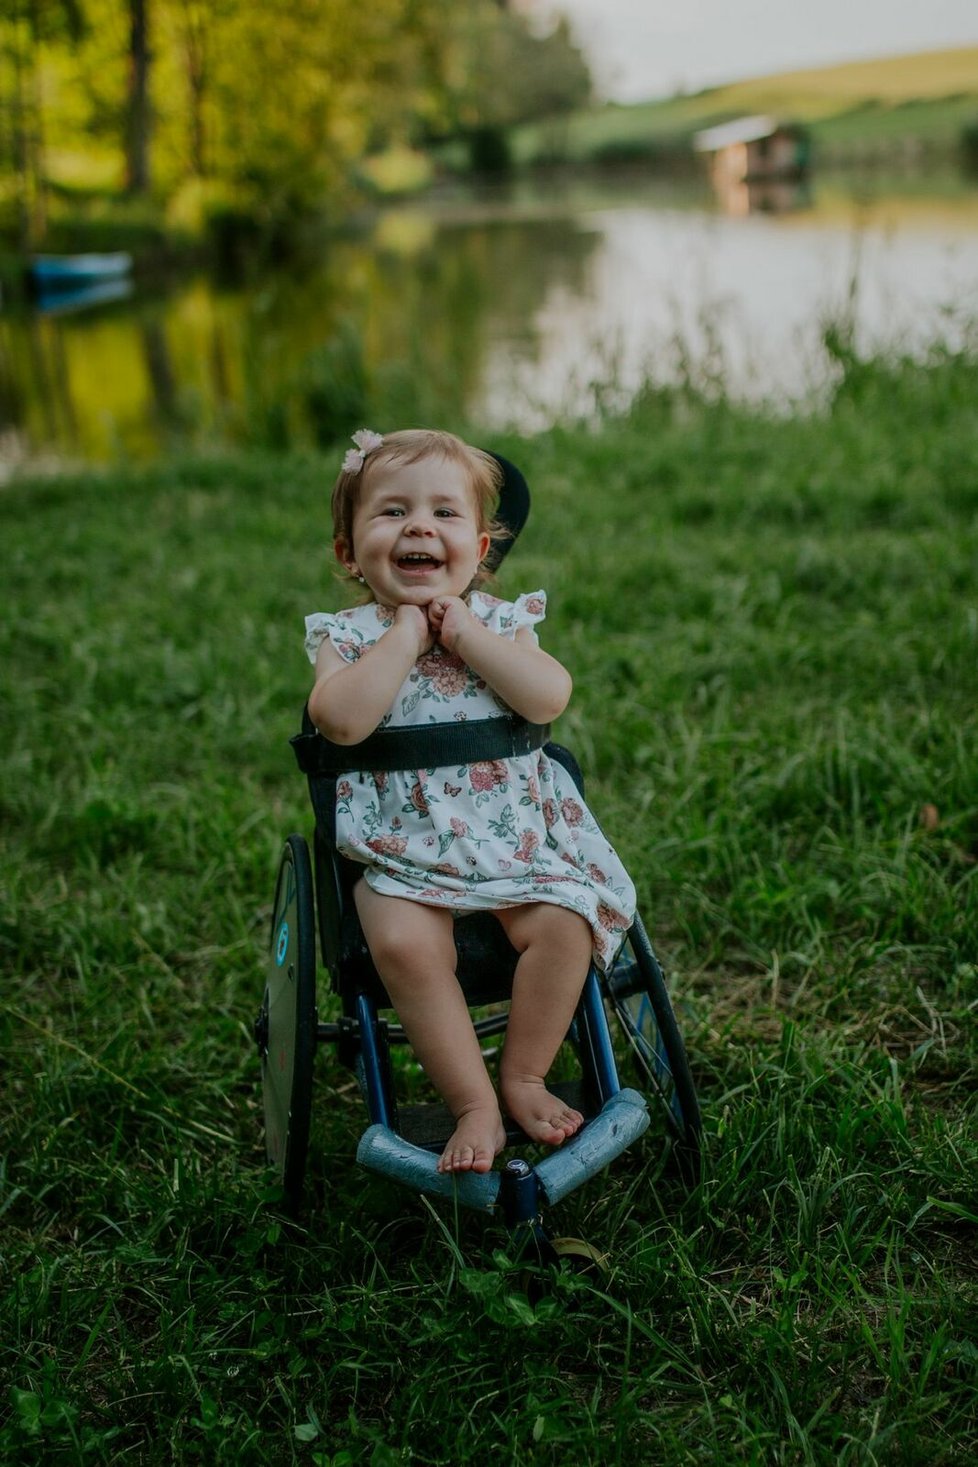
[396,553,443,572]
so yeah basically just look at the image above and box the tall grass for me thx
[1,341,976,1463]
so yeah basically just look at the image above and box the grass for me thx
[1,338,977,1463]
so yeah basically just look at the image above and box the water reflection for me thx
[4,172,978,465]
[711,176,812,217]
[34,276,134,317]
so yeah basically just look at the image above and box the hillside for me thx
[513,45,978,167]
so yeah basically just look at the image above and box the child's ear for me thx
[334,536,357,576]
[477,530,492,563]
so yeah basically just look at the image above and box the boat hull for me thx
[29,253,133,290]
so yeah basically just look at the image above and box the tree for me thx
[124,0,150,191]
[0,0,86,247]
[425,1,591,171]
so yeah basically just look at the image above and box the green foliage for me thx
[0,0,594,250]
[1,344,977,1463]
[299,320,370,449]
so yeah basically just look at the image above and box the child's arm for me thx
[308,605,432,744]
[428,597,571,724]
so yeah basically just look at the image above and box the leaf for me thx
[11,1388,41,1433]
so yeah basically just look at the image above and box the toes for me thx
[437,1140,498,1174]
[438,1146,474,1173]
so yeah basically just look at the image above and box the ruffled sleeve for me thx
[470,589,547,642]
[304,610,370,665]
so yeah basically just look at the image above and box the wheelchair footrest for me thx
[533,1088,649,1206]
[398,1080,594,1151]
[356,1088,649,1215]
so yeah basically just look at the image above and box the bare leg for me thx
[495,903,593,1146]
[354,881,505,1174]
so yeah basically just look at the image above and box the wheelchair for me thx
[254,455,701,1252]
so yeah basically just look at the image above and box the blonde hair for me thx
[330,429,505,588]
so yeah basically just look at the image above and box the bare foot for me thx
[437,1103,506,1174]
[501,1075,584,1147]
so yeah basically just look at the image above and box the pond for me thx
[4,170,978,467]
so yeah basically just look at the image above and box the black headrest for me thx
[486,454,530,570]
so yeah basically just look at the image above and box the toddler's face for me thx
[336,456,491,608]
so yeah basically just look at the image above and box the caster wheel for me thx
[549,1236,610,1278]
[256,834,317,1214]
[520,1234,610,1303]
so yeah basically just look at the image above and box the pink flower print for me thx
[434,862,462,877]
[337,639,360,661]
[542,798,559,829]
[560,797,584,827]
[587,863,608,885]
[374,604,395,626]
[524,596,545,617]
[513,830,540,864]
[373,772,389,795]
[469,760,509,793]
[526,774,541,805]
[409,781,430,816]
[597,903,629,933]
[417,648,469,696]
[336,780,353,800]
[367,834,408,858]
[450,817,469,838]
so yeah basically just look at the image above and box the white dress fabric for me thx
[303,590,636,970]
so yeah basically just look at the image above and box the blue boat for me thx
[29,252,133,292]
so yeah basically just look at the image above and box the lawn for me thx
[1,338,976,1463]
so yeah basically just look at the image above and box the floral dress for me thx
[303,590,636,970]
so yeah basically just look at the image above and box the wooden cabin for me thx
[693,115,810,187]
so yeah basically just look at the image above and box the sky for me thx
[546,0,978,103]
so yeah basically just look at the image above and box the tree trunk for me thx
[125,0,151,193]
[5,9,46,249]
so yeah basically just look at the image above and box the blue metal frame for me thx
[345,952,652,1223]
[573,967,622,1105]
[356,992,392,1130]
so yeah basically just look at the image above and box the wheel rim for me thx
[260,836,317,1207]
[606,920,702,1180]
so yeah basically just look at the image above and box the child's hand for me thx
[394,602,434,657]
[427,596,473,653]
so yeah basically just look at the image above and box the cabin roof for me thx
[693,115,783,153]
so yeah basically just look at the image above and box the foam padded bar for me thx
[357,1088,649,1215]
[534,1089,650,1207]
[356,1125,501,1213]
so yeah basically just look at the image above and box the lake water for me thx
[4,171,978,467]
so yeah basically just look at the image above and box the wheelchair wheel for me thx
[604,915,702,1184]
[255,834,317,1213]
